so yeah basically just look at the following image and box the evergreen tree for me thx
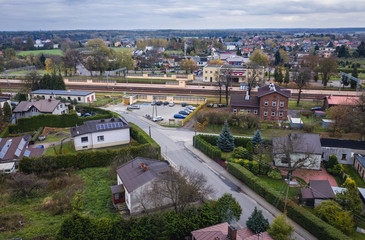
[357,41,365,57]
[217,121,235,152]
[246,207,270,234]
[0,107,3,121]
[351,65,358,89]
[251,130,263,146]
[274,50,281,65]
[335,177,362,214]
[246,141,253,154]
[216,193,242,222]
[3,102,12,122]
[284,68,290,85]
[40,54,46,66]
[274,67,279,82]
[277,69,284,83]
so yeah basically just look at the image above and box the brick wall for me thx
[259,92,289,121]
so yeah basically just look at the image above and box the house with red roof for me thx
[323,95,359,110]
[191,222,273,240]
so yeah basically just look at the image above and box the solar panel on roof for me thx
[107,123,112,128]
[0,140,12,159]
[96,125,100,130]
[23,150,31,157]
[15,138,27,157]
[100,124,105,130]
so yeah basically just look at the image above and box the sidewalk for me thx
[186,143,317,240]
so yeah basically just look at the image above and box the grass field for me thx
[288,100,321,110]
[258,175,301,200]
[45,141,76,156]
[5,70,48,75]
[111,47,134,53]
[16,49,63,56]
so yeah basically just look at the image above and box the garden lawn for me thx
[45,141,76,156]
[343,165,365,188]
[39,129,70,143]
[258,175,301,200]
[16,49,63,56]
[78,167,118,219]
[288,101,321,110]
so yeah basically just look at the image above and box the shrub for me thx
[194,135,222,160]
[30,127,44,144]
[332,164,344,176]
[303,123,315,133]
[217,122,235,152]
[325,155,338,169]
[233,147,252,160]
[246,207,269,234]
[259,162,272,175]
[267,214,294,240]
[268,169,282,180]
[0,126,9,138]
[251,161,259,175]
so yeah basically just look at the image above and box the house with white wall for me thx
[29,89,96,104]
[113,157,171,214]
[273,133,322,170]
[13,99,68,122]
[321,138,365,165]
[70,117,130,151]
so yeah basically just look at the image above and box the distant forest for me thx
[1,28,365,43]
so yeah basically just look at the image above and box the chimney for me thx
[245,90,249,100]
[140,163,147,171]
[228,225,237,240]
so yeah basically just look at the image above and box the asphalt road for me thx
[106,103,316,240]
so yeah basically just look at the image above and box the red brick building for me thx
[230,83,291,121]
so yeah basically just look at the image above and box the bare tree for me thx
[292,67,311,106]
[136,167,214,214]
[247,63,261,95]
[215,70,224,104]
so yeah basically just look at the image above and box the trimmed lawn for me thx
[39,129,71,143]
[111,47,134,53]
[6,70,48,75]
[16,49,63,56]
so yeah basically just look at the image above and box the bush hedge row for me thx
[0,126,9,138]
[227,162,351,240]
[30,127,44,144]
[19,124,161,174]
[181,102,206,126]
[194,135,222,160]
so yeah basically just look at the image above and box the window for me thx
[82,146,88,149]
[78,97,81,101]
[279,111,283,117]
[68,97,71,100]
[205,71,207,74]
[81,137,88,143]
[60,104,62,108]
[280,101,284,107]
[50,96,52,99]
[264,100,268,106]
[254,109,258,114]
[233,108,237,113]
[114,193,119,200]
[247,109,251,113]
[272,101,276,107]
[281,157,289,163]
[97,135,104,142]
[342,154,347,160]
[205,77,207,80]
[271,111,275,116]
[264,111,268,116]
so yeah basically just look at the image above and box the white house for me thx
[70,117,130,151]
[273,133,322,170]
[29,89,96,104]
[114,157,171,214]
[13,99,68,122]
[0,162,15,174]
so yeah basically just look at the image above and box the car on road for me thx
[179,110,190,115]
[311,106,323,111]
[169,102,175,107]
[174,114,186,119]
[151,101,156,105]
[163,101,169,105]
[152,116,164,122]
[127,105,140,110]
[184,108,193,113]
[187,105,196,110]
[156,101,162,106]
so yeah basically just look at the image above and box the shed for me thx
[0,162,15,174]
[322,119,335,129]
[290,118,303,128]
[110,184,125,205]
[314,111,326,117]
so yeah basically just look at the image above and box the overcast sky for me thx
[1,0,365,31]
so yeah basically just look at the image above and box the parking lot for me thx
[127,102,196,125]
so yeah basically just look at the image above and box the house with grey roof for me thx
[321,138,365,165]
[273,133,322,170]
[29,89,96,104]
[112,157,171,214]
[301,180,334,207]
[13,99,68,123]
[353,154,365,180]
[70,117,130,151]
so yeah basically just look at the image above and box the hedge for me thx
[227,163,351,240]
[198,134,271,149]
[19,124,161,174]
[30,127,44,144]
[0,126,9,137]
[181,102,206,126]
[194,135,222,160]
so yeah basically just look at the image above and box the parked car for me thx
[156,101,162,106]
[179,110,190,115]
[184,108,193,113]
[145,114,152,120]
[169,102,175,107]
[207,104,212,107]
[311,106,323,111]
[218,104,227,108]
[187,105,196,110]
[151,101,156,105]
[152,116,164,122]
[127,105,140,110]
[174,114,186,119]
[163,101,169,105]
[83,113,92,117]
[182,102,187,107]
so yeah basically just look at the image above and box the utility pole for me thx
[284,172,291,212]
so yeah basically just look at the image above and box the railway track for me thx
[0,81,359,100]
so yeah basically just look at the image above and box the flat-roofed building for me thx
[29,89,96,104]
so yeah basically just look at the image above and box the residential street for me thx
[106,104,316,240]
